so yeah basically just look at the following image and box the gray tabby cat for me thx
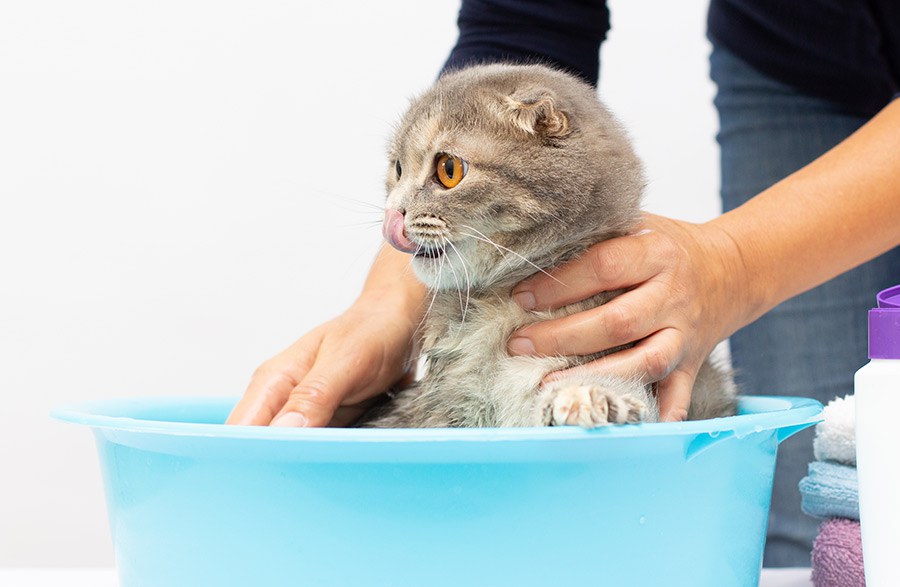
[363,63,736,428]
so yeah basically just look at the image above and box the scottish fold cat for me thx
[363,64,736,427]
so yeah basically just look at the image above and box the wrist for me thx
[360,244,427,317]
[358,282,425,318]
[701,219,772,335]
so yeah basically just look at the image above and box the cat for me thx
[361,63,736,428]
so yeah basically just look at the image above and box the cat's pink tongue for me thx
[382,209,418,254]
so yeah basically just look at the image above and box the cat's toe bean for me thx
[541,382,649,427]
[606,393,648,424]
[549,385,610,427]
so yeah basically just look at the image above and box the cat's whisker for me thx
[349,200,386,212]
[412,243,446,342]
[459,224,504,256]
[308,188,388,224]
[458,231,518,281]
[458,225,566,286]
[314,190,386,213]
[444,238,472,325]
[339,219,384,229]
[441,236,467,325]
[400,243,424,279]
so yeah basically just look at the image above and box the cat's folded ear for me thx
[501,88,571,139]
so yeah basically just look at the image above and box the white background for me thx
[0,0,719,566]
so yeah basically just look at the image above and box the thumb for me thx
[656,366,697,423]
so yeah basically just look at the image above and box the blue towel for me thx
[799,461,859,520]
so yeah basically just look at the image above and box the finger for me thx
[657,366,698,423]
[226,330,325,426]
[508,281,672,357]
[542,327,686,386]
[511,229,669,311]
[226,369,309,426]
[270,349,381,428]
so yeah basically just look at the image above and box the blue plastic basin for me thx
[53,395,821,587]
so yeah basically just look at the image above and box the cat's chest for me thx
[420,291,576,380]
[423,293,524,362]
[417,293,571,412]
[420,288,620,379]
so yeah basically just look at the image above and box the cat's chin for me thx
[410,255,450,290]
[410,249,548,293]
[411,253,484,292]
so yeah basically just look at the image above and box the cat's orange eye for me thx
[435,154,467,188]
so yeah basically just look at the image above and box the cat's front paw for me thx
[541,384,647,428]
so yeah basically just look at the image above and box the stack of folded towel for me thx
[799,395,866,587]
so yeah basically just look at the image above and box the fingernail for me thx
[507,336,536,356]
[542,371,564,385]
[512,290,536,310]
[661,409,688,423]
[539,366,581,389]
[271,412,308,427]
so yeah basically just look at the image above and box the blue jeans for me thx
[710,46,900,567]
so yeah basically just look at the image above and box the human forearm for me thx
[711,98,900,332]
[360,244,427,316]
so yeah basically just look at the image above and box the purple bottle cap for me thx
[869,284,900,359]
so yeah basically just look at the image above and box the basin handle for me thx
[685,430,734,461]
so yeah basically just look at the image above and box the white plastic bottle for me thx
[856,284,900,586]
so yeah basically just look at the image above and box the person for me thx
[228,0,900,566]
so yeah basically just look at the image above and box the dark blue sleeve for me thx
[441,0,610,87]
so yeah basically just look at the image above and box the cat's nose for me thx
[383,208,419,254]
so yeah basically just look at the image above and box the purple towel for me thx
[811,518,866,587]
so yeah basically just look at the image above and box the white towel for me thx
[813,394,856,466]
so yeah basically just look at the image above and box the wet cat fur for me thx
[362,64,736,428]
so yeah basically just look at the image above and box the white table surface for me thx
[0,568,813,586]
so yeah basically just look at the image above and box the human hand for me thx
[226,290,421,427]
[506,213,753,422]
